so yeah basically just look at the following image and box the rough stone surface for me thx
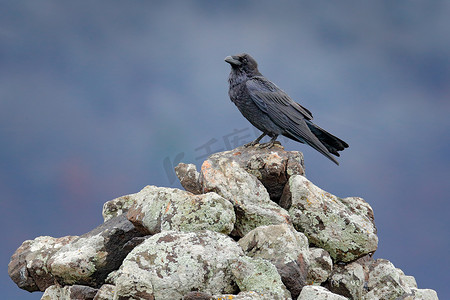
[205,145,305,201]
[238,223,309,264]
[175,163,203,195]
[126,185,235,235]
[41,285,98,300]
[230,256,292,300]
[281,175,378,262]
[112,230,244,299]
[8,235,78,292]
[182,291,213,300]
[214,291,274,300]
[276,259,308,300]
[48,214,143,287]
[238,223,310,299]
[102,193,137,222]
[400,289,439,300]
[92,284,116,300]
[8,146,440,300]
[328,260,365,299]
[298,285,348,300]
[200,150,291,237]
[364,259,417,300]
[307,247,333,285]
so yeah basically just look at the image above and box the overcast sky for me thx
[1,1,449,299]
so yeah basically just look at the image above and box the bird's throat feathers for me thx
[228,68,261,89]
[228,69,248,88]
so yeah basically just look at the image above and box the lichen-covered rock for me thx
[363,259,421,300]
[8,235,78,292]
[399,289,439,300]
[47,214,143,287]
[126,185,235,235]
[202,145,305,201]
[199,152,290,237]
[175,163,203,195]
[328,259,365,299]
[307,247,333,285]
[281,175,378,262]
[93,284,116,300]
[238,223,309,264]
[112,230,244,299]
[41,285,98,300]
[102,193,137,222]
[298,285,347,300]
[230,256,292,300]
[238,224,310,299]
[8,146,440,299]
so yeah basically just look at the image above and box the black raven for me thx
[225,53,348,165]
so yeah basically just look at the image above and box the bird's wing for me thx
[246,76,339,165]
[246,77,313,121]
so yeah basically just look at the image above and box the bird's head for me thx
[225,53,261,76]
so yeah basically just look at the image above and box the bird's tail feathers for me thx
[285,130,340,165]
[305,121,349,156]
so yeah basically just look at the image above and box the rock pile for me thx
[9,146,439,299]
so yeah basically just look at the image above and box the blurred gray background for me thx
[1,1,449,299]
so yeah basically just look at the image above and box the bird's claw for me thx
[244,141,259,147]
[258,141,281,149]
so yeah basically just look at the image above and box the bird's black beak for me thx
[225,55,241,66]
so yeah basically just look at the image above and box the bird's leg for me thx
[244,133,266,147]
[259,135,280,148]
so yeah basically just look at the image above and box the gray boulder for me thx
[47,214,143,287]
[307,247,333,285]
[126,185,235,235]
[281,175,378,262]
[111,230,244,299]
[102,193,137,222]
[328,259,366,299]
[175,163,203,195]
[238,223,309,265]
[230,256,292,300]
[363,259,438,300]
[8,235,78,292]
[325,256,438,300]
[238,223,309,299]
